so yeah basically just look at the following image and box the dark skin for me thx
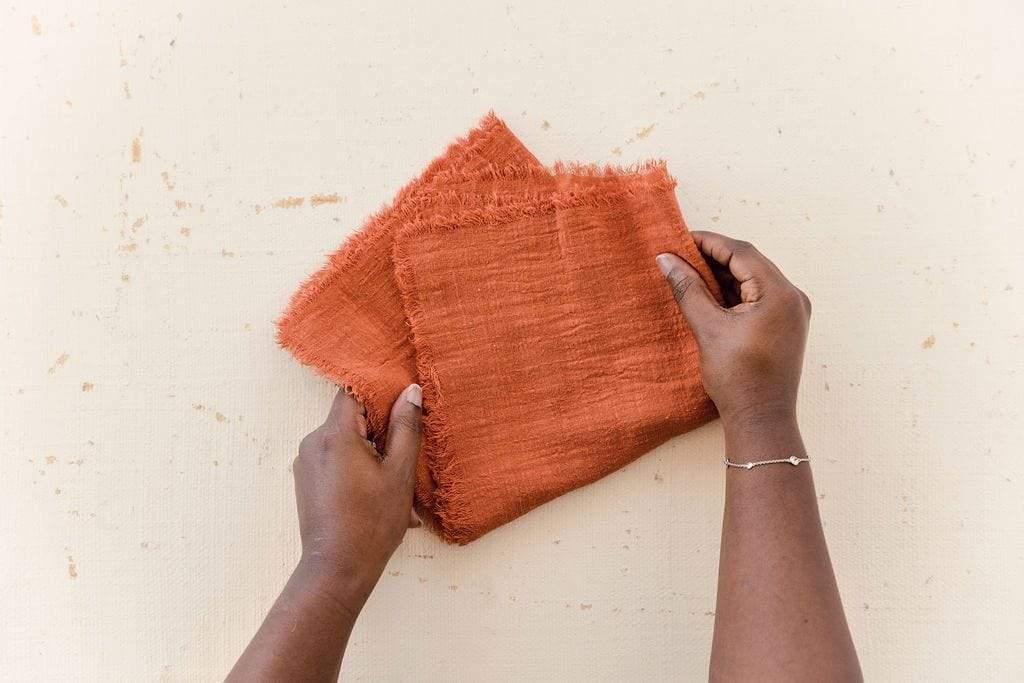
[657,232,861,680]
[231,231,860,681]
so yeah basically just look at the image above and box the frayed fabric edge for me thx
[390,163,688,544]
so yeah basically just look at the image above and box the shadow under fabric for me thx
[277,113,721,544]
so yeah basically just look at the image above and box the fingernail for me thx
[656,253,675,276]
[405,383,422,408]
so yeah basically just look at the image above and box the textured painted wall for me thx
[2,1,1022,680]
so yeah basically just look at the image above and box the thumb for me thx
[656,253,722,336]
[383,383,423,485]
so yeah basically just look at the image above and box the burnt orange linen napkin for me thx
[277,113,720,543]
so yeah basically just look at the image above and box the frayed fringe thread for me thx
[391,231,481,544]
[276,111,686,542]
[391,164,681,544]
[276,111,524,350]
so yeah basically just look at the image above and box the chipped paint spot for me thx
[160,171,175,191]
[81,382,94,392]
[541,120,551,130]
[921,335,936,349]
[131,138,142,163]
[67,556,77,579]
[48,353,70,374]
[54,195,68,208]
[310,193,343,207]
[45,455,57,465]
[635,123,656,139]
[272,197,304,209]
[174,199,191,210]
[179,226,190,237]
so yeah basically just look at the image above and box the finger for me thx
[323,388,366,436]
[383,384,423,484]
[690,231,785,302]
[656,253,723,335]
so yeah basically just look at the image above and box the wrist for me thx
[296,553,380,620]
[721,402,798,434]
[721,405,804,461]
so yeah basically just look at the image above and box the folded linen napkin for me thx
[278,113,720,543]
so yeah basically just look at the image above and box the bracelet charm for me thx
[724,455,809,470]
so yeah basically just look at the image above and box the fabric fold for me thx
[278,113,720,544]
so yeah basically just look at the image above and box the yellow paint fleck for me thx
[611,146,622,156]
[121,273,131,283]
[67,556,77,579]
[81,382,94,392]
[174,199,191,210]
[123,81,132,99]
[48,353,70,374]
[272,196,305,209]
[45,455,57,464]
[54,195,68,208]
[132,216,146,229]
[692,91,705,100]
[31,15,42,35]
[921,335,936,349]
[131,137,142,163]
[161,171,175,191]
[310,193,342,207]
[635,123,656,139]
[215,412,227,422]
[179,226,190,237]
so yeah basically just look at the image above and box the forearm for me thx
[709,412,860,681]
[227,557,372,682]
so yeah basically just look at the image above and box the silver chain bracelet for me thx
[724,455,809,470]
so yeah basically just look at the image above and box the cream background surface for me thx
[2,1,1022,680]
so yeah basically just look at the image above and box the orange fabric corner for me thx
[278,114,720,543]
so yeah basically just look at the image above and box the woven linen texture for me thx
[278,113,720,543]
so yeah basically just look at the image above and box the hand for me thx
[293,384,423,602]
[656,232,812,427]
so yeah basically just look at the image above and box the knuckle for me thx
[320,428,348,452]
[733,239,754,254]
[298,429,322,455]
[781,286,810,314]
[798,289,812,315]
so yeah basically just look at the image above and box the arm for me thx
[657,233,861,681]
[227,384,424,682]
